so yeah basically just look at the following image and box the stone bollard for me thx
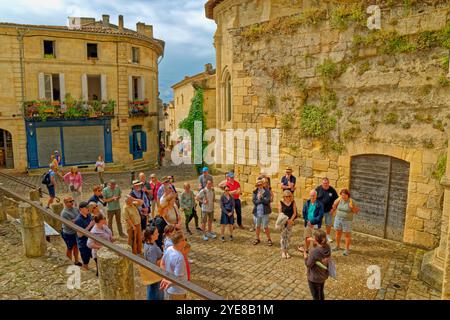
[29,189,41,204]
[0,200,7,223]
[19,202,46,257]
[4,196,20,219]
[50,203,63,233]
[97,244,135,300]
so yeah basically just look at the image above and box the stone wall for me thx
[0,24,163,170]
[209,0,450,249]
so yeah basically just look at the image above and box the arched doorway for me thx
[350,154,410,242]
[0,129,14,169]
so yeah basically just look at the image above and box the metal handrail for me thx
[0,184,223,300]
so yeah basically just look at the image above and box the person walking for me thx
[60,197,82,266]
[63,167,83,207]
[180,183,200,235]
[196,180,216,241]
[316,178,339,243]
[142,226,164,300]
[252,179,273,246]
[87,213,114,277]
[43,163,57,209]
[102,179,126,238]
[160,231,188,300]
[303,229,332,300]
[331,189,360,256]
[150,174,161,219]
[130,180,151,231]
[220,185,235,242]
[299,190,324,254]
[278,190,297,259]
[123,195,143,255]
[74,201,94,271]
[95,155,105,186]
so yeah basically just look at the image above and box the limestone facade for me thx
[0,15,164,171]
[206,0,450,291]
[171,63,217,132]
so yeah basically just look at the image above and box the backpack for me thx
[41,171,51,186]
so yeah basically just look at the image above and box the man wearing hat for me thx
[123,195,143,255]
[103,179,125,238]
[198,167,214,190]
[225,172,245,230]
[130,179,151,231]
[281,166,297,193]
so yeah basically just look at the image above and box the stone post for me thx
[29,189,40,203]
[97,244,135,300]
[19,202,46,258]
[50,203,63,232]
[0,198,7,223]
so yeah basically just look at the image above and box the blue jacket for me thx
[252,188,271,216]
[302,200,324,228]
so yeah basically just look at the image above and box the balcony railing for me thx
[128,100,149,117]
[23,99,115,121]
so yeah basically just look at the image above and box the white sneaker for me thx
[202,235,209,241]
[207,232,217,239]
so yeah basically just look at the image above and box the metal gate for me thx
[350,155,410,241]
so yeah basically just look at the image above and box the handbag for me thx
[275,212,289,230]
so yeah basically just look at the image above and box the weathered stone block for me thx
[312,159,329,171]
[416,207,432,220]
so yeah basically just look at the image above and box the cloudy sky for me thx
[0,0,216,102]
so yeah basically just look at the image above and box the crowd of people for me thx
[48,154,360,301]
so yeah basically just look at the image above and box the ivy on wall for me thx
[179,87,207,173]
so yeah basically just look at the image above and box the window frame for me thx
[132,46,140,64]
[43,40,56,58]
[87,43,99,60]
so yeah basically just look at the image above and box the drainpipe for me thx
[156,52,164,167]
[16,28,28,112]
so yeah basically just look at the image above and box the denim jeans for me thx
[308,281,325,300]
[147,282,164,300]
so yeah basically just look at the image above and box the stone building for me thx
[205,0,450,295]
[0,15,164,171]
[171,63,217,131]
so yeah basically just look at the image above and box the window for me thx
[43,40,55,58]
[87,43,98,59]
[222,70,232,123]
[44,74,61,101]
[132,47,140,64]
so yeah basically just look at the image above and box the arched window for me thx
[222,69,232,123]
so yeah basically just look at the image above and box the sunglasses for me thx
[65,200,74,203]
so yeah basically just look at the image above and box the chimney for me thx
[136,22,146,34]
[144,25,153,38]
[102,14,110,27]
[118,15,124,31]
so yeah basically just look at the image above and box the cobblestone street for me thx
[0,166,442,300]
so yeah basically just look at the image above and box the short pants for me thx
[201,211,214,224]
[334,216,352,233]
[61,231,77,250]
[254,214,269,229]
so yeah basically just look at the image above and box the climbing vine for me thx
[179,88,207,173]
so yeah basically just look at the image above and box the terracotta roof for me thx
[0,21,164,51]
[205,0,225,19]
[171,69,216,89]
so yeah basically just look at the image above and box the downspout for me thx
[156,51,165,166]
[17,28,27,112]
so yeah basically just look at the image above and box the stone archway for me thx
[0,129,14,169]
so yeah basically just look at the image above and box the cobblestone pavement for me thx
[0,166,442,300]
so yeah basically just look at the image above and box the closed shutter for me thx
[38,73,45,99]
[128,75,133,101]
[140,76,145,100]
[81,73,88,101]
[141,131,147,152]
[129,133,133,154]
[59,73,65,101]
[101,74,107,100]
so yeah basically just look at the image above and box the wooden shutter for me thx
[139,76,145,100]
[101,74,107,100]
[141,131,147,152]
[81,73,88,101]
[128,75,133,101]
[129,133,134,154]
[38,73,45,99]
[59,73,65,101]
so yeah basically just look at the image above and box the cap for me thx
[286,166,293,171]
[79,201,89,209]
[202,167,209,172]
[54,150,59,154]
[227,172,235,178]
[132,180,143,186]
[150,174,156,178]
[162,176,171,183]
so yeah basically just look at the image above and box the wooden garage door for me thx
[350,155,410,242]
